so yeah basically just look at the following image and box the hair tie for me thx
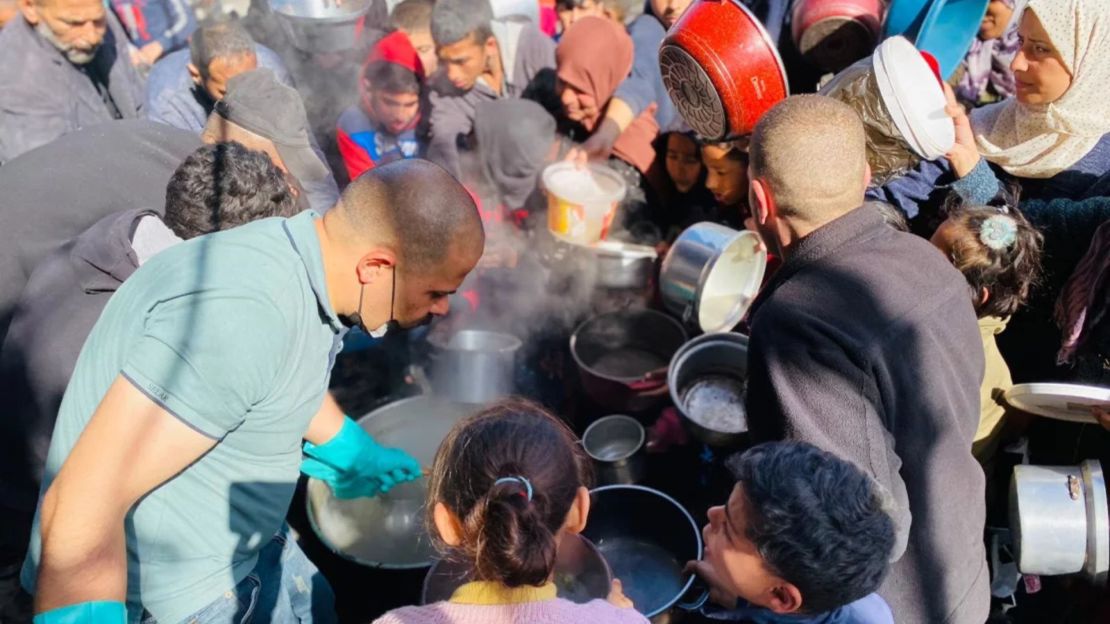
[980,215,1018,251]
[493,476,534,502]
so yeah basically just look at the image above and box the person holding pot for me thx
[743,95,989,624]
[20,160,485,624]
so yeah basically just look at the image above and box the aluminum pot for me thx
[570,309,688,413]
[583,485,706,621]
[668,332,750,448]
[659,0,789,141]
[270,0,371,54]
[305,396,474,569]
[583,415,647,485]
[427,329,522,405]
[660,222,766,334]
[422,534,612,604]
[1009,460,1109,584]
[590,241,658,291]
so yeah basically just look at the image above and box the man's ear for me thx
[751,178,775,226]
[355,250,396,285]
[19,0,41,25]
[765,582,803,614]
[433,502,464,546]
[187,63,203,86]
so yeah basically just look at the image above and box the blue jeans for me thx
[155,530,337,624]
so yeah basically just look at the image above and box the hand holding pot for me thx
[607,579,635,609]
[943,83,981,179]
[301,416,421,498]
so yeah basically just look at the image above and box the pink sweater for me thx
[372,598,650,624]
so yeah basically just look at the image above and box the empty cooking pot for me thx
[668,332,750,448]
[660,222,766,334]
[583,415,647,485]
[421,534,612,604]
[791,0,882,73]
[1009,460,1109,584]
[583,485,705,619]
[659,0,789,141]
[427,329,522,405]
[270,0,372,54]
[305,396,474,569]
[570,309,688,413]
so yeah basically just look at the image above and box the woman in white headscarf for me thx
[871,0,1110,220]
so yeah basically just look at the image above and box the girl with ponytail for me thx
[373,398,648,624]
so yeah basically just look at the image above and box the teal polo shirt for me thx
[22,211,348,623]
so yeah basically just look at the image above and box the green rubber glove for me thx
[34,601,126,624]
[301,416,421,498]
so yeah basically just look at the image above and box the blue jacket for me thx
[110,0,196,53]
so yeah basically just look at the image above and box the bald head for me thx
[334,159,484,273]
[750,95,868,221]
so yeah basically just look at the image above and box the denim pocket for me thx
[184,573,262,624]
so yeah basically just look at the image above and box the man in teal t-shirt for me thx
[22,160,485,623]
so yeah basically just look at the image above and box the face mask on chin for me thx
[349,265,398,339]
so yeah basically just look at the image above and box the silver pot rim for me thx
[582,415,646,463]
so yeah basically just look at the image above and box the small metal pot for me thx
[570,310,688,413]
[270,0,371,54]
[428,330,522,405]
[669,332,750,448]
[1009,460,1109,584]
[590,241,658,291]
[660,223,766,334]
[583,415,647,485]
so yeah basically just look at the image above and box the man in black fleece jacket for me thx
[742,96,989,623]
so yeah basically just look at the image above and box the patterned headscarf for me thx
[956,0,1026,104]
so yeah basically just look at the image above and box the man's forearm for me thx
[303,392,346,445]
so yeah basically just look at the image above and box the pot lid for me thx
[696,230,766,333]
[1004,383,1110,424]
[872,36,954,160]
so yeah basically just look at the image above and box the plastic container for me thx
[882,0,990,79]
[542,163,626,245]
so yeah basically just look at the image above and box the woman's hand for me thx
[607,579,635,609]
[943,83,982,179]
[1091,405,1110,431]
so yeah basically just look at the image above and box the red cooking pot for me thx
[791,0,883,73]
[659,0,789,141]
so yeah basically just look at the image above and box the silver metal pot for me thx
[428,329,522,405]
[1009,460,1109,583]
[668,332,750,448]
[270,0,371,54]
[305,396,474,569]
[589,241,658,291]
[582,415,647,485]
[660,223,766,334]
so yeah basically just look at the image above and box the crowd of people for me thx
[1,0,1110,623]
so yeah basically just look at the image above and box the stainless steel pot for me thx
[668,332,750,448]
[1009,460,1109,583]
[660,223,766,334]
[270,0,371,54]
[428,329,522,405]
[305,396,474,569]
[582,415,647,485]
[589,241,658,291]
[570,309,688,413]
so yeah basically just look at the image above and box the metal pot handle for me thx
[675,580,710,612]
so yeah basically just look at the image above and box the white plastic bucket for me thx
[543,163,627,245]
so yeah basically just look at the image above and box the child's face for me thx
[403,28,437,76]
[665,134,702,194]
[557,0,604,33]
[702,484,798,612]
[364,87,421,135]
[702,144,749,209]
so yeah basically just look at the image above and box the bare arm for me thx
[303,392,346,446]
[35,375,217,612]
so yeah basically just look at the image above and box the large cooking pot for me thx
[668,332,750,448]
[659,0,789,141]
[270,0,372,54]
[583,485,705,620]
[421,534,612,604]
[882,0,990,78]
[1010,460,1109,584]
[570,310,688,413]
[427,329,522,405]
[305,396,474,569]
[791,0,882,73]
[659,223,766,334]
[582,415,648,485]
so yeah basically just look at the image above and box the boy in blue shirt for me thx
[690,442,897,624]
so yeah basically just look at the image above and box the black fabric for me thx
[0,119,200,345]
[745,206,990,624]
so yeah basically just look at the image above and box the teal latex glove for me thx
[34,601,126,624]
[301,416,421,498]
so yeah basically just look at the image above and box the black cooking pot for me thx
[583,485,707,621]
[570,310,688,413]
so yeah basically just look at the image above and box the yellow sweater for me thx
[974,316,1013,461]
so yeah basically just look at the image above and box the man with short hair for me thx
[390,0,436,75]
[22,159,485,623]
[0,143,297,622]
[146,20,294,133]
[427,0,555,179]
[741,95,989,624]
[0,0,145,163]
